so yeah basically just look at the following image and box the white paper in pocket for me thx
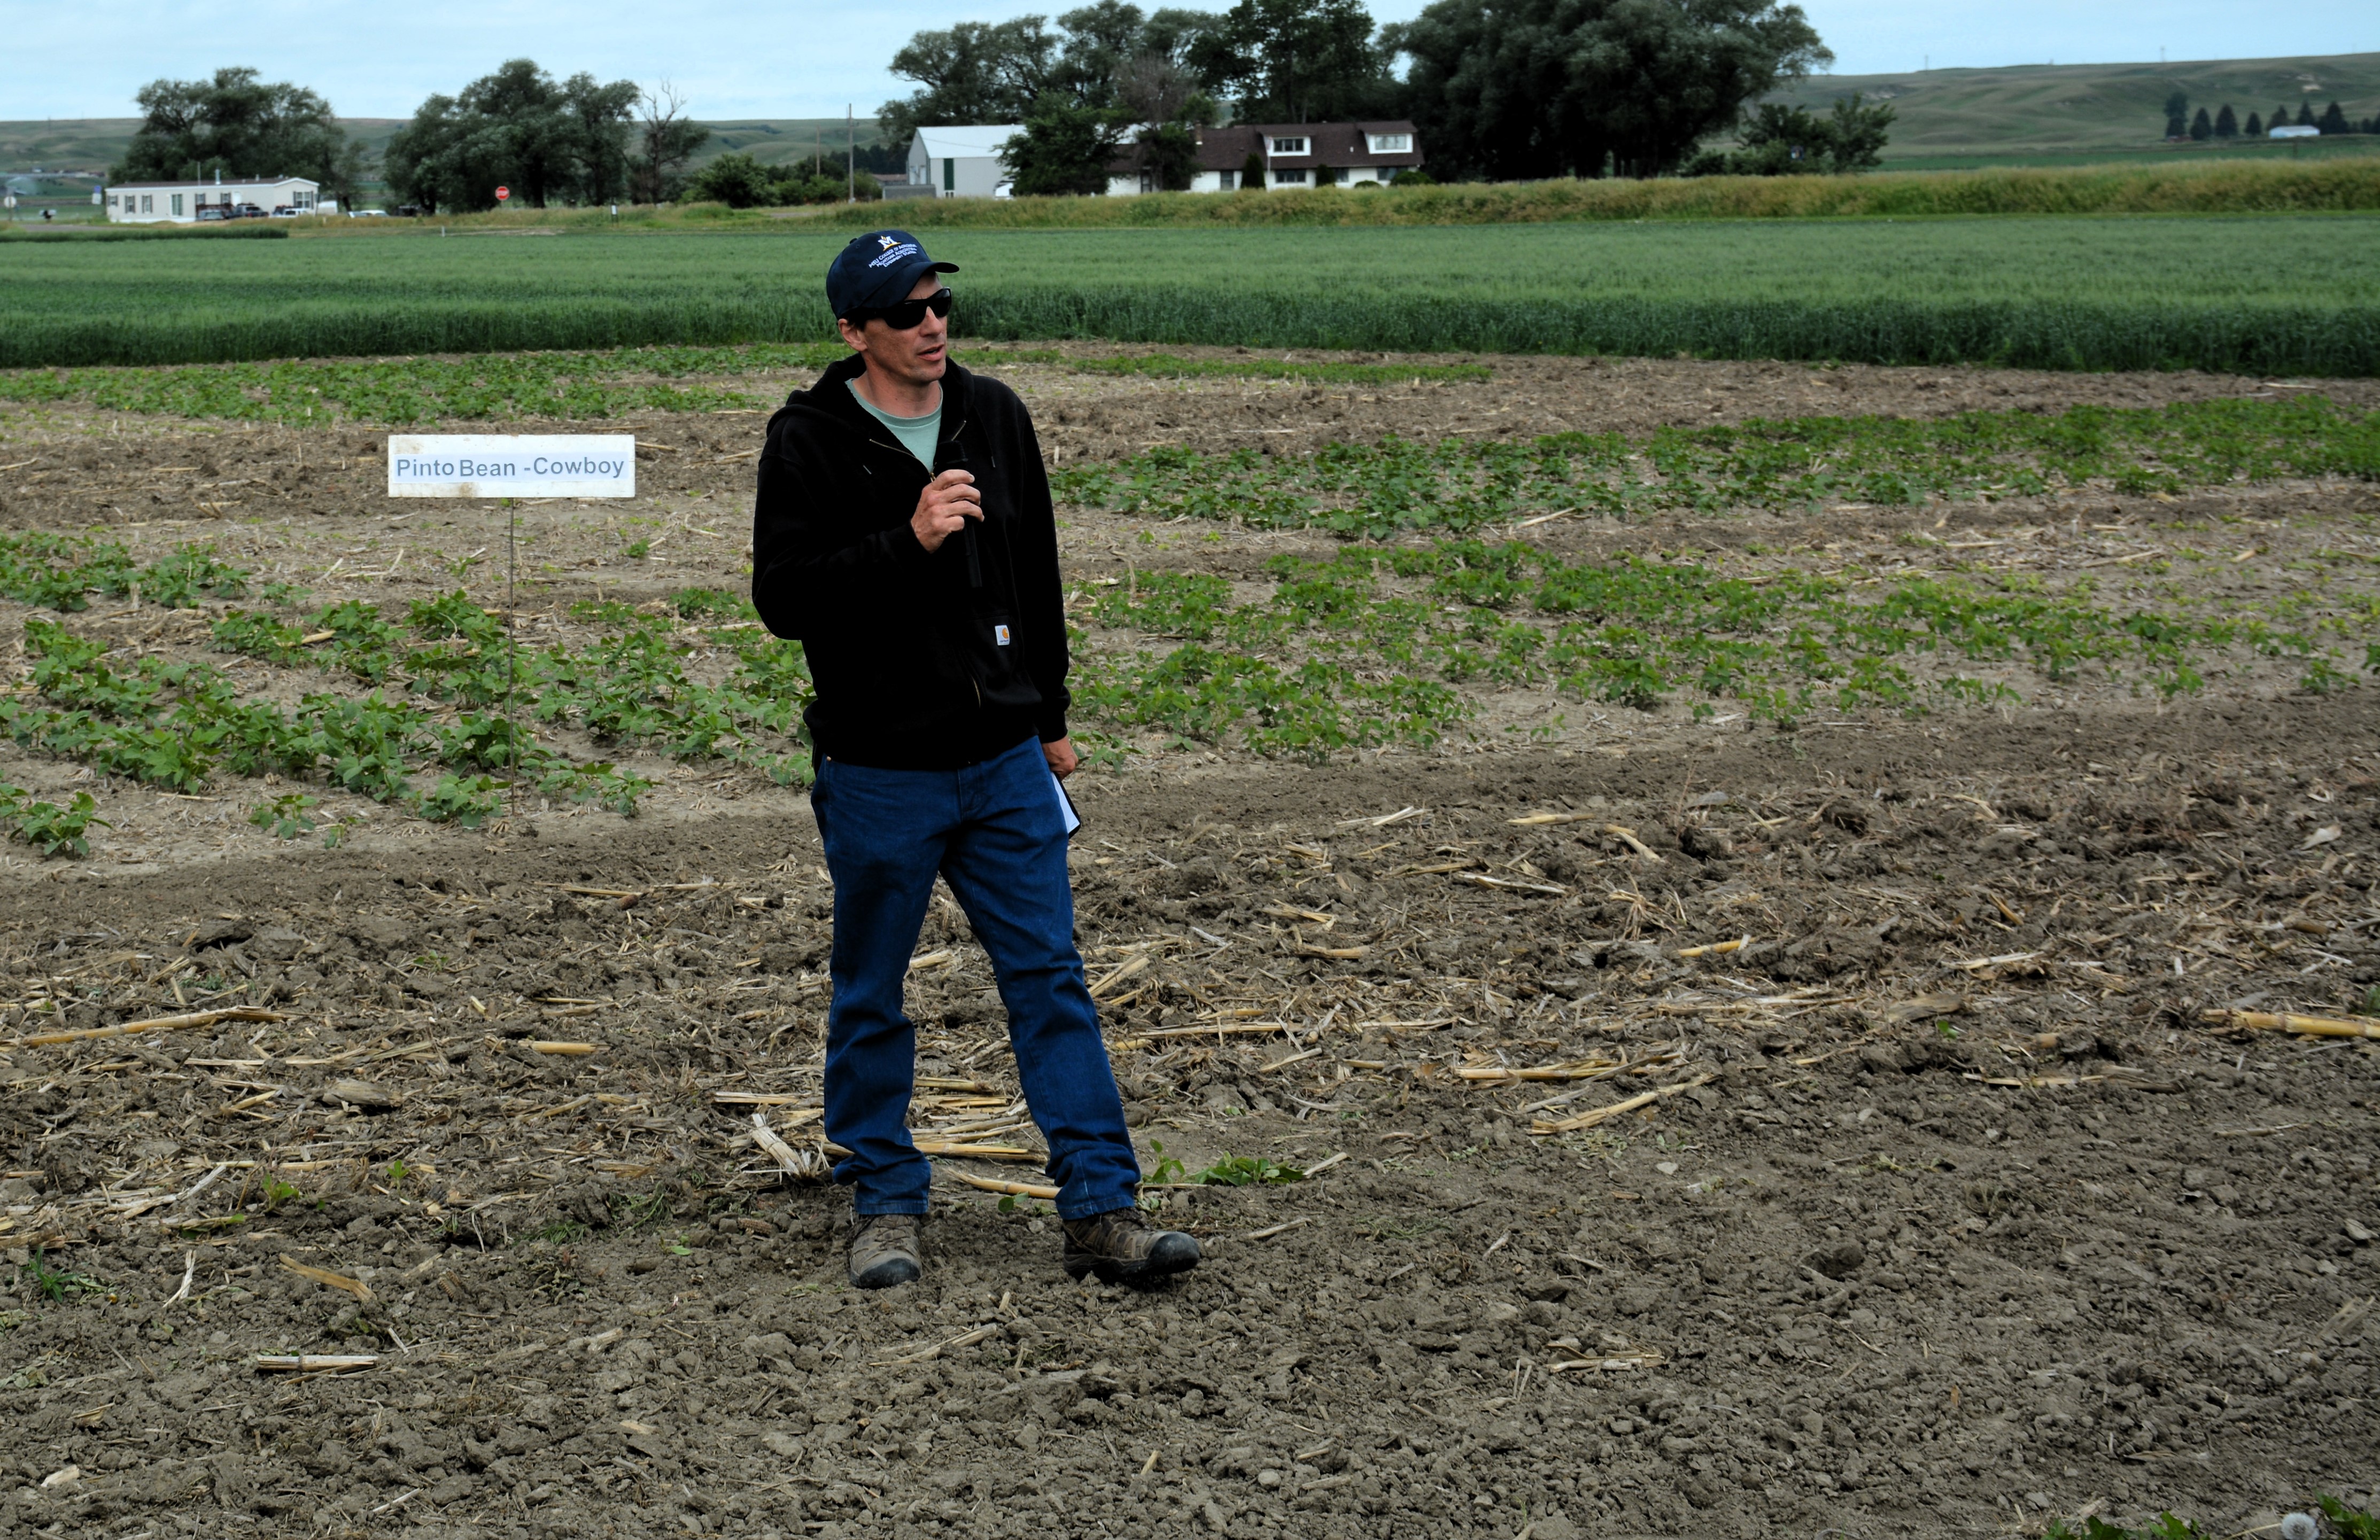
[1051,772,1081,837]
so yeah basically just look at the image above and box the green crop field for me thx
[3,216,2376,376]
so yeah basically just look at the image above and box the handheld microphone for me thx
[936,438,982,589]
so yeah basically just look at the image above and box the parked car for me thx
[393,205,424,217]
[347,208,388,217]
[195,206,230,221]
[269,206,300,217]
[232,203,265,219]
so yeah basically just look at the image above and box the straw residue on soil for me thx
[2,706,2376,1539]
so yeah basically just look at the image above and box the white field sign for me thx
[387,435,635,499]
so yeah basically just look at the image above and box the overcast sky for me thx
[11,1,2374,122]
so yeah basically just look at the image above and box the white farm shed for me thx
[103,175,322,223]
[906,126,1024,199]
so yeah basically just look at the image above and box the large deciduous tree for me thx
[878,18,1061,146]
[1187,0,1396,123]
[384,60,638,212]
[1004,96,1130,195]
[1388,0,1832,181]
[111,67,367,206]
[890,4,1227,196]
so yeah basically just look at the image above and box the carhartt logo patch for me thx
[995,624,1012,646]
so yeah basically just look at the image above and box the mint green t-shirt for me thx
[848,380,942,469]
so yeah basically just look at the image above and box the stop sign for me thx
[495,186,510,201]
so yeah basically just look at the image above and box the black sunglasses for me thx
[854,287,953,330]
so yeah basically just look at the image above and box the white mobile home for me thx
[906,126,1025,198]
[103,175,322,223]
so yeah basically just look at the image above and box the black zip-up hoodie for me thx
[751,354,1069,769]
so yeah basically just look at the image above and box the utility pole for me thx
[847,105,855,203]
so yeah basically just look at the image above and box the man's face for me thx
[838,273,949,386]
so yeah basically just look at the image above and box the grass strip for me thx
[1056,398,2380,538]
[0,224,289,243]
[807,160,2380,229]
[0,345,1485,425]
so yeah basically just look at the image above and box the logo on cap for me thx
[877,235,898,250]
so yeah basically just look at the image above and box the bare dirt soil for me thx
[0,352,2376,1540]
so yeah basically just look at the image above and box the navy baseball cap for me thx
[827,230,958,318]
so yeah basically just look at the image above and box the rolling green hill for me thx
[0,117,889,178]
[1767,53,2380,162]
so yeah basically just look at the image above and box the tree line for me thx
[106,62,718,215]
[879,0,1865,193]
[2164,92,2377,142]
[384,65,712,212]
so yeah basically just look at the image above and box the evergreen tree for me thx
[2274,105,2291,131]
[2317,100,2349,135]
[2296,102,2316,127]
[1241,147,1266,188]
[2214,104,2237,138]
[2189,107,2212,141]
[2244,111,2262,137]
[2163,89,2188,134]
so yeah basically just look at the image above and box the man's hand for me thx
[911,469,981,554]
[1043,736,1079,780]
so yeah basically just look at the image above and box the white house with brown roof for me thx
[1106,121,1423,195]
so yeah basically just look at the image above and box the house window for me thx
[171,193,184,215]
[942,157,955,192]
[1269,136,1306,155]
[1367,133,1412,153]
[1218,169,1235,191]
[1273,168,1308,184]
[141,195,153,213]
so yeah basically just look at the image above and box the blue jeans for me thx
[810,735,1140,1220]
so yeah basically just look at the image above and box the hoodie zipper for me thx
[872,415,991,711]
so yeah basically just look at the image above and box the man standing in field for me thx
[750,230,1199,1291]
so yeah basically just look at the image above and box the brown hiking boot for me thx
[1061,1207,1200,1284]
[847,1212,922,1290]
